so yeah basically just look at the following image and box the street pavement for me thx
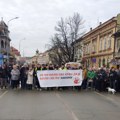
[0,89,120,120]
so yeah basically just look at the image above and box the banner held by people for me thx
[37,70,83,87]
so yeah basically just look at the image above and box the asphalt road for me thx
[0,89,120,120]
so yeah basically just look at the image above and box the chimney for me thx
[90,27,92,31]
[99,22,102,25]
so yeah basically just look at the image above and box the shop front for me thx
[0,54,3,65]
[110,59,120,68]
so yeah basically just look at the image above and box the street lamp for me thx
[19,38,25,56]
[7,17,19,26]
[6,17,19,64]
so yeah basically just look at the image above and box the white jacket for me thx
[26,70,33,85]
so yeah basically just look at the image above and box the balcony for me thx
[114,52,120,58]
[0,34,10,41]
[91,51,96,54]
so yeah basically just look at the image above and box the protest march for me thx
[0,63,120,93]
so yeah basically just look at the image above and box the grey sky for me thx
[0,0,120,56]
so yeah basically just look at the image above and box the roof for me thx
[10,46,21,56]
[0,20,8,28]
[71,37,83,46]
[82,17,116,39]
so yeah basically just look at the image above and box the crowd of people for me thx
[82,66,120,92]
[0,63,120,93]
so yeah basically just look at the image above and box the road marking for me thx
[94,91,117,103]
[0,91,8,99]
[55,93,79,120]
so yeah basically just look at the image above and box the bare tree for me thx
[49,13,85,65]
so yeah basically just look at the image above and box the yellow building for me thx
[75,13,120,68]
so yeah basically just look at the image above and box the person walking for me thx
[1,65,8,89]
[87,68,96,89]
[33,64,42,90]
[82,67,88,89]
[11,65,20,89]
[118,67,120,92]
[109,67,117,90]
[26,66,34,90]
[0,65,3,89]
[47,64,54,91]
[96,67,107,92]
[20,64,28,89]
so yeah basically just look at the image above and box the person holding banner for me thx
[59,64,67,71]
[37,65,83,90]
[26,66,34,90]
[33,64,42,90]
[47,64,54,91]
[82,67,88,89]
[42,64,48,70]
[20,64,28,89]
[58,64,67,90]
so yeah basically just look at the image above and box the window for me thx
[88,44,89,54]
[89,43,91,54]
[1,40,4,48]
[85,43,91,54]
[99,38,102,51]
[107,58,110,68]
[87,59,90,67]
[77,49,79,59]
[117,39,120,52]
[92,41,96,53]
[86,44,89,54]
[104,36,107,50]
[84,46,85,54]
[108,34,111,48]
[102,58,105,66]
[86,45,88,53]
[99,59,101,67]
[5,41,7,48]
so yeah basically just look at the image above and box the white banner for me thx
[37,70,83,87]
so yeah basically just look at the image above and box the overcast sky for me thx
[0,0,120,57]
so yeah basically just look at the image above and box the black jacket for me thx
[1,67,8,78]
[97,69,107,81]
[109,70,117,81]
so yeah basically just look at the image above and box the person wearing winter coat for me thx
[114,67,120,92]
[96,67,107,92]
[87,68,96,89]
[82,67,88,89]
[117,67,120,92]
[20,64,28,89]
[26,66,33,90]
[109,67,117,89]
[1,65,8,89]
[11,65,20,89]
[33,64,42,90]
[87,69,96,80]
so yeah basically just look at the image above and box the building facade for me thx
[27,51,50,65]
[10,46,21,65]
[0,19,10,64]
[74,13,120,68]
[73,38,83,63]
